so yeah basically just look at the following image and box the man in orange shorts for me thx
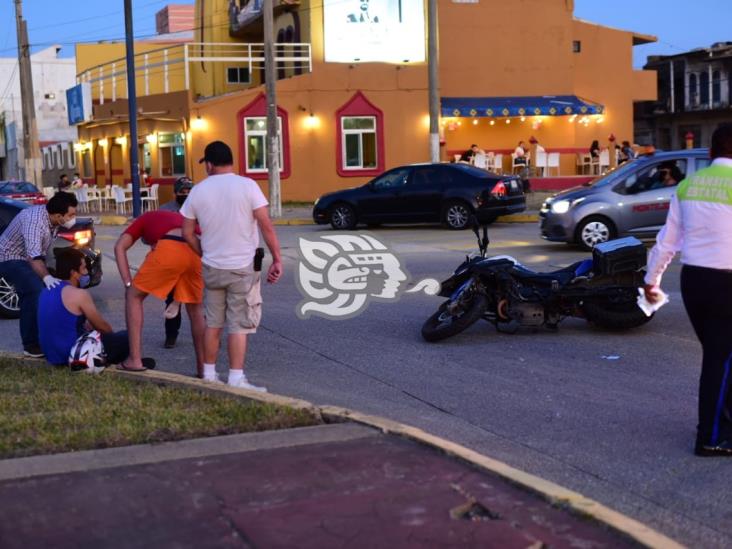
[114,210,205,375]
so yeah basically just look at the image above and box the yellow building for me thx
[72,0,657,203]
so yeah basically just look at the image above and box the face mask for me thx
[176,195,187,206]
[79,274,91,288]
[62,216,77,229]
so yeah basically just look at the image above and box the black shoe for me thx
[23,345,44,358]
[695,439,732,457]
[163,336,177,349]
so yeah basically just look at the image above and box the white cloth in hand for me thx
[637,287,669,317]
[43,275,61,289]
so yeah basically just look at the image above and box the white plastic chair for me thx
[534,150,548,176]
[491,153,504,173]
[85,185,102,212]
[113,186,131,214]
[577,153,592,175]
[473,154,487,169]
[141,183,159,211]
[547,152,560,176]
[98,185,113,211]
[599,149,610,174]
[75,187,89,213]
[511,153,527,174]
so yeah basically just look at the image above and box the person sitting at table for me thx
[589,140,600,159]
[58,174,71,192]
[70,173,83,190]
[459,144,484,164]
[514,141,528,165]
[620,140,634,163]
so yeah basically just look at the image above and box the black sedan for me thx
[313,163,526,230]
[0,198,103,319]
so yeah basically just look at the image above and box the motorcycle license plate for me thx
[510,180,519,192]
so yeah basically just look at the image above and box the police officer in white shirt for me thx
[645,123,732,457]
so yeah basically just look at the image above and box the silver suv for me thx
[540,149,711,250]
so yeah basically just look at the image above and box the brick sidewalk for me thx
[0,426,633,548]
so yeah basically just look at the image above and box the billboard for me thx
[323,0,426,63]
[66,83,92,126]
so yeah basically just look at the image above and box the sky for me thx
[0,0,729,68]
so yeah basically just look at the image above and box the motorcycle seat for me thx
[510,259,592,286]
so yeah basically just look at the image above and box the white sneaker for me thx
[229,377,268,393]
[164,300,181,319]
[203,373,224,384]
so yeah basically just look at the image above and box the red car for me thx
[0,181,47,205]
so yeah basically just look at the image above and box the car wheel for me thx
[576,216,616,251]
[329,203,357,230]
[443,201,472,230]
[0,276,20,319]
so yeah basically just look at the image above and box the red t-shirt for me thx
[123,211,197,246]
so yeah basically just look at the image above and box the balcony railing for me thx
[76,42,312,105]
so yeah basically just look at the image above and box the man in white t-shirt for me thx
[181,141,282,392]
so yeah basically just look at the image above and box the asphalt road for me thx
[1,220,729,547]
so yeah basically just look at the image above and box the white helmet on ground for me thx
[68,330,107,374]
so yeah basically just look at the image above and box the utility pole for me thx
[124,0,142,217]
[427,0,440,163]
[263,0,281,218]
[14,0,42,184]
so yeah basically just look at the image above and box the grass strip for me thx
[0,358,318,459]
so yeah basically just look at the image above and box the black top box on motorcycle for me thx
[592,237,646,276]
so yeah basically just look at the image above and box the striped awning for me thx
[441,95,604,118]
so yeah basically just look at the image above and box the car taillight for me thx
[59,229,93,246]
[491,180,507,197]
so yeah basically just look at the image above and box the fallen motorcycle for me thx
[421,218,651,342]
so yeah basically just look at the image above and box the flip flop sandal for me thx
[116,362,147,372]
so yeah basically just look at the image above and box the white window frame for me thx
[227,66,251,85]
[158,132,186,177]
[341,116,377,170]
[244,116,283,173]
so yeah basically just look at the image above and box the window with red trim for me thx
[237,93,291,180]
[335,92,385,177]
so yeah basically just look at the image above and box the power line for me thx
[0,0,364,55]
[0,62,19,105]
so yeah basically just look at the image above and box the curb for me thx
[108,368,682,549]
[496,213,539,223]
[271,214,539,226]
[96,215,129,226]
[272,218,314,226]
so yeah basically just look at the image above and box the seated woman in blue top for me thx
[38,248,129,366]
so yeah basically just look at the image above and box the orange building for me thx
[72,0,657,203]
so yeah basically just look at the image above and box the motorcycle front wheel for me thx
[421,294,488,342]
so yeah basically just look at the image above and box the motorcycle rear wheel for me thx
[582,298,651,330]
[421,294,488,342]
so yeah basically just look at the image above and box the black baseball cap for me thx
[198,140,233,166]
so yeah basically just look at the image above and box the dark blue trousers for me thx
[681,265,732,446]
[0,260,43,348]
